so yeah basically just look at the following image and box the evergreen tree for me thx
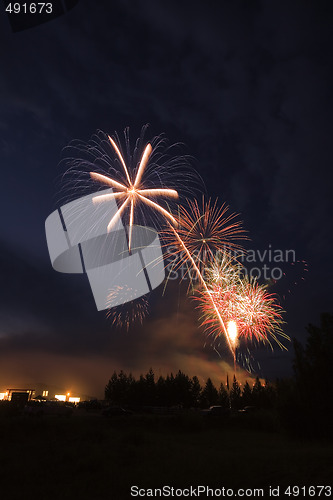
[241,381,253,407]
[218,382,230,408]
[105,371,118,401]
[174,370,193,407]
[230,375,242,409]
[190,376,202,407]
[104,370,134,404]
[292,313,333,435]
[156,375,166,405]
[144,368,156,404]
[165,373,175,406]
[200,378,218,407]
[252,376,263,407]
[135,374,149,405]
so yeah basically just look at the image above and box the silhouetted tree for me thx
[105,371,118,401]
[261,380,277,409]
[200,378,218,407]
[252,376,263,407]
[105,370,134,404]
[156,376,167,405]
[165,374,175,406]
[145,368,156,401]
[230,375,242,409]
[173,370,193,407]
[272,314,333,437]
[241,381,253,407]
[218,382,230,408]
[190,376,202,407]
[294,313,333,394]
[132,368,156,405]
[291,313,333,436]
[135,374,150,405]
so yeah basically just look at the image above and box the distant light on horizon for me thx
[69,397,80,403]
[55,394,66,402]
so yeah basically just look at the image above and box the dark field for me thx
[0,410,332,500]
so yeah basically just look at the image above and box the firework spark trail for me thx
[161,197,248,358]
[168,222,236,359]
[90,135,179,252]
[108,135,132,185]
[162,198,248,360]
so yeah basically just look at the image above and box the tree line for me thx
[105,369,275,410]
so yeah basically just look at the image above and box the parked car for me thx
[202,406,231,417]
[78,399,102,411]
[24,401,44,417]
[102,406,132,417]
[238,405,257,413]
[24,401,73,417]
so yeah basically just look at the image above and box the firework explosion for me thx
[204,251,243,289]
[163,197,247,283]
[90,136,180,251]
[59,127,200,238]
[106,286,149,331]
[197,257,289,350]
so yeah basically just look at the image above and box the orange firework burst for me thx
[204,251,243,289]
[59,127,201,251]
[163,197,247,281]
[90,135,178,251]
[198,262,289,350]
[236,277,287,348]
[106,286,149,331]
[106,299,149,331]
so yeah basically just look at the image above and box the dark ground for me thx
[0,409,332,499]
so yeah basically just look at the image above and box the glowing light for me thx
[227,320,238,346]
[69,397,80,404]
[55,394,66,402]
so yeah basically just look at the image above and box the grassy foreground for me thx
[0,411,332,499]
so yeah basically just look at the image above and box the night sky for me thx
[0,0,332,398]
